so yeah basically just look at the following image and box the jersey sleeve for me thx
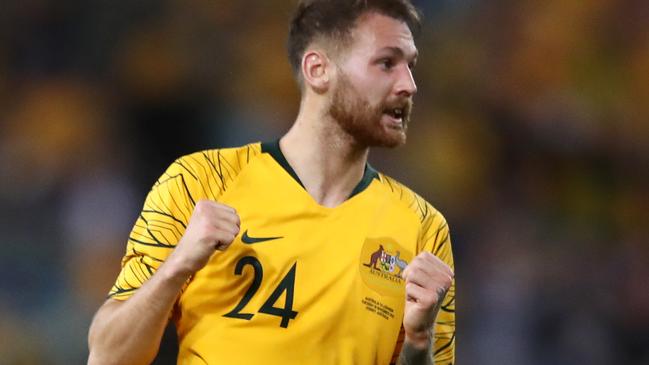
[421,210,455,365]
[390,202,456,365]
[108,146,259,300]
[108,154,205,300]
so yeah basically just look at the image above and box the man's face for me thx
[327,12,418,148]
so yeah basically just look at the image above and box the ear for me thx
[301,50,331,93]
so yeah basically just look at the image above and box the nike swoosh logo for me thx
[241,230,284,244]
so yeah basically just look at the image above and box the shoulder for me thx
[373,171,448,234]
[172,143,263,176]
[154,142,263,201]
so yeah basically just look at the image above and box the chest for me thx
[174,163,420,361]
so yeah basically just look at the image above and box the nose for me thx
[395,65,417,97]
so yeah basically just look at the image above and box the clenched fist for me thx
[166,200,240,277]
[401,251,454,348]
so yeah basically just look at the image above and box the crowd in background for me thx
[0,0,647,363]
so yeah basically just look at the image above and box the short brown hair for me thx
[287,0,421,77]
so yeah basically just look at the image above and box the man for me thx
[88,0,455,364]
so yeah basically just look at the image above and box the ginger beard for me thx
[328,70,412,148]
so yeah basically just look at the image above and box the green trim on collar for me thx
[261,140,378,199]
[349,164,379,198]
[261,140,305,188]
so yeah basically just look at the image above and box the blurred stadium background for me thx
[1,0,648,364]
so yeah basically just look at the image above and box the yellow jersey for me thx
[110,141,455,365]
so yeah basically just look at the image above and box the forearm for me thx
[88,260,190,365]
[398,331,434,365]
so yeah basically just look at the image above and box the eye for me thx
[408,60,417,70]
[379,58,395,70]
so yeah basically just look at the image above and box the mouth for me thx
[382,107,406,129]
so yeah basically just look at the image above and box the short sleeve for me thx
[108,155,203,300]
[421,211,456,365]
[107,146,258,300]
[389,207,456,365]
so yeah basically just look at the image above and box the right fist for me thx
[167,200,240,276]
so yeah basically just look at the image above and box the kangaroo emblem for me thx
[363,245,385,270]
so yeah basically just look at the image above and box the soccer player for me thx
[87,0,455,364]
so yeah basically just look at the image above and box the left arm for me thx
[398,252,454,365]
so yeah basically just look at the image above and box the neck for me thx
[280,103,369,208]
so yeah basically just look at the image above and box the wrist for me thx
[404,329,432,350]
[159,254,194,285]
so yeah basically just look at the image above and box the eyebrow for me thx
[378,46,418,60]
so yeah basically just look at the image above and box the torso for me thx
[176,144,421,365]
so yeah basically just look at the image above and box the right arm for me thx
[87,200,240,365]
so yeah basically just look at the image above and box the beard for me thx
[327,71,412,148]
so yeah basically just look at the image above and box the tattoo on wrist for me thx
[398,338,433,365]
